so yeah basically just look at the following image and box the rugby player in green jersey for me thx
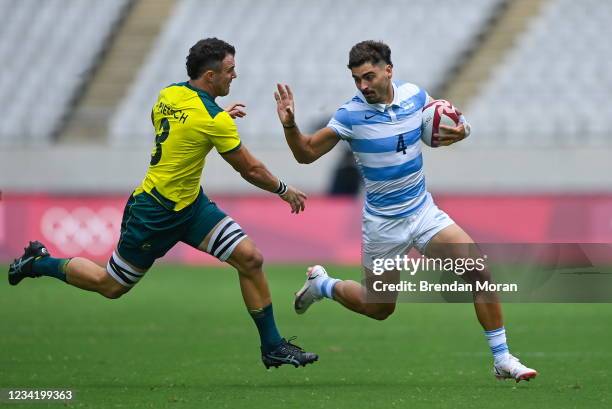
[8,38,318,369]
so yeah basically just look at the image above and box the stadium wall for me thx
[1,146,611,194]
[2,193,611,265]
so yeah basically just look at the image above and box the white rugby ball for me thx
[420,99,462,147]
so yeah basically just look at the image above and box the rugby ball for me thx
[421,99,462,147]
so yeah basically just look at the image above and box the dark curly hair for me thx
[186,38,235,79]
[347,40,392,69]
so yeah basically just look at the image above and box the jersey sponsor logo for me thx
[365,112,379,120]
[400,101,415,111]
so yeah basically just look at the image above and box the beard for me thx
[217,83,231,97]
[363,93,382,104]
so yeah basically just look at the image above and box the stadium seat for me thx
[467,0,612,147]
[109,0,505,147]
[0,0,130,146]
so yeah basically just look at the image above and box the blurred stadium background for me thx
[1,0,611,266]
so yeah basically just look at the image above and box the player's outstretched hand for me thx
[225,102,247,119]
[435,123,467,146]
[280,185,307,214]
[274,83,296,128]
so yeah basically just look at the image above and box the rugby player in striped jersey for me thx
[275,40,536,382]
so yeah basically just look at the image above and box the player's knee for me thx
[463,265,492,285]
[368,304,396,321]
[238,248,264,275]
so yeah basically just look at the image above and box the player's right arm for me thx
[207,109,306,214]
[275,84,340,164]
[221,145,307,214]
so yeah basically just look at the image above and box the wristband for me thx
[283,123,296,129]
[274,179,288,195]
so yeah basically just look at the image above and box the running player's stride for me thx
[275,40,536,382]
[8,38,317,369]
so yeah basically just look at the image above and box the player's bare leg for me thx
[64,257,133,299]
[224,238,271,310]
[423,223,503,331]
[294,265,398,321]
[8,240,134,299]
[198,226,272,312]
[331,268,398,320]
[198,220,318,368]
[425,223,537,382]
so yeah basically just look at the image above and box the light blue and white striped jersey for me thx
[327,81,429,218]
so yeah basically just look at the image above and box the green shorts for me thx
[116,188,228,269]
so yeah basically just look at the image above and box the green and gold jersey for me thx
[134,82,241,211]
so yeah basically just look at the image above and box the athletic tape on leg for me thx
[106,251,144,287]
[206,217,248,261]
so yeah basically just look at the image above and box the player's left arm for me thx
[428,95,472,147]
[224,102,246,119]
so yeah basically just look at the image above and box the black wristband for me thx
[283,123,296,129]
[274,179,288,195]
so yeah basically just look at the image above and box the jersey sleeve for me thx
[209,111,242,154]
[397,81,430,110]
[327,107,353,140]
[422,89,433,109]
[407,83,430,109]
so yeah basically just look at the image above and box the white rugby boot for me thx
[294,265,329,315]
[494,354,538,383]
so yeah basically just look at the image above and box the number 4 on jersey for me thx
[396,134,407,154]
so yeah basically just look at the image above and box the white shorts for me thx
[362,193,455,271]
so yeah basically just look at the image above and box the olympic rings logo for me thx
[40,207,122,256]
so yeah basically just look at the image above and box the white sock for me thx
[485,327,510,363]
[316,277,340,299]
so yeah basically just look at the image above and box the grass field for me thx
[1,264,611,409]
